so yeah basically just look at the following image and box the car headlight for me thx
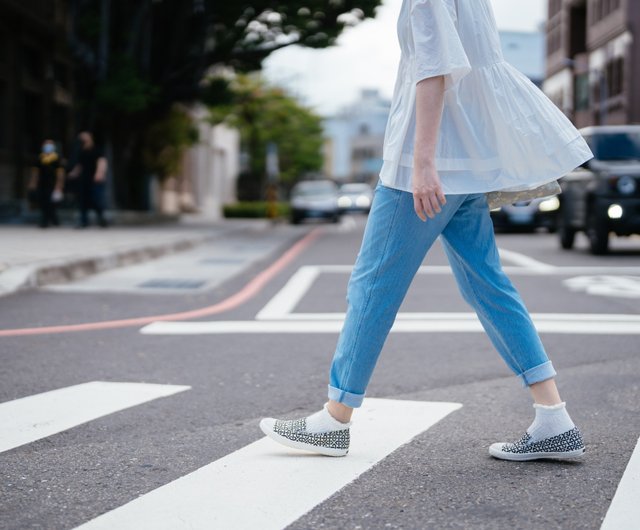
[617,176,637,195]
[338,196,353,208]
[608,204,623,219]
[538,197,560,212]
[355,195,371,208]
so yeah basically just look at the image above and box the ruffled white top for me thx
[379,0,593,194]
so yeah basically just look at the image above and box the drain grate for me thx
[138,279,207,289]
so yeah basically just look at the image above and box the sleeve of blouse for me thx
[410,0,471,88]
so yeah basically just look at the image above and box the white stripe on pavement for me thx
[296,264,640,275]
[497,248,556,271]
[601,436,640,530]
[140,313,640,335]
[0,381,190,454]
[74,398,461,530]
[256,265,320,320]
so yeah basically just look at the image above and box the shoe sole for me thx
[489,446,585,461]
[259,422,348,457]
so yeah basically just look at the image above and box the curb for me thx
[0,221,271,298]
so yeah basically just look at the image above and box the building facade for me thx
[178,105,240,219]
[500,31,546,87]
[544,0,640,127]
[0,0,74,219]
[322,89,390,184]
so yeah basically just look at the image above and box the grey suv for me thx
[558,125,640,254]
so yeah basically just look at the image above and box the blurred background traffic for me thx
[1,0,639,254]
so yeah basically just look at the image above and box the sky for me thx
[263,0,547,116]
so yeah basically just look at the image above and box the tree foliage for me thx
[142,105,199,181]
[210,74,324,200]
[68,0,382,208]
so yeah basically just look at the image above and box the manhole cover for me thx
[138,279,206,289]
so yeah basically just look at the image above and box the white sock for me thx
[305,403,351,433]
[526,402,575,443]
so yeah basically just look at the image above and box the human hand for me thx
[412,161,446,221]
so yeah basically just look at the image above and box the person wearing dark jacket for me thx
[68,131,108,228]
[28,140,65,228]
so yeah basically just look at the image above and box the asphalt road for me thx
[1,217,639,530]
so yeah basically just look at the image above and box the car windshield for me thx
[340,184,371,194]
[293,182,336,197]
[587,132,640,161]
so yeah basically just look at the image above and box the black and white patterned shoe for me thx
[260,415,350,457]
[489,427,585,461]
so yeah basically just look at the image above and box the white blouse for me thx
[379,0,593,195]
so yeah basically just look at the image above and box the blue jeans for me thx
[328,183,556,408]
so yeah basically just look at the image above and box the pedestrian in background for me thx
[260,0,593,461]
[68,131,108,228]
[28,139,65,228]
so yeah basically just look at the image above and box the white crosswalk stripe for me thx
[73,398,461,530]
[0,381,190,454]
[601,436,640,530]
[140,313,640,335]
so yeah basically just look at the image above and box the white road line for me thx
[497,248,556,271]
[140,313,640,335]
[601,436,640,530]
[0,381,190,454]
[283,264,640,276]
[565,275,640,299]
[256,266,320,320]
[74,398,461,530]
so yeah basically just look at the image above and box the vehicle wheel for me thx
[557,215,576,250]
[586,211,609,255]
[291,215,301,225]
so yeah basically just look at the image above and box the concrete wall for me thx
[182,105,240,219]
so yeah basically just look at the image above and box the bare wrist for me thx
[413,156,436,170]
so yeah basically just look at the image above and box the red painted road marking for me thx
[0,229,322,337]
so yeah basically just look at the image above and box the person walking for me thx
[28,139,65,228]
[68,131,108,228]
[260,0,593,461]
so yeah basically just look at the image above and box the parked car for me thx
[290,180,340,224]
[337,183,374,213]
[490,196,559,232]
[558,125,640,254]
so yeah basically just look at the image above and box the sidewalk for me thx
[0,217,272,297]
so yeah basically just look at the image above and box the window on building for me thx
[592,0,620,23]
[606,57,624,97]
[575,74,590,111]
[569,4,587,56]
[353,147,375,160]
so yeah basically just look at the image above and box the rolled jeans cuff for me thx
[327,384,365,408]
[518,360,556,387]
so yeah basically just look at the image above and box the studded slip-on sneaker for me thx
[260,416,350,457]
[489,426,585,461]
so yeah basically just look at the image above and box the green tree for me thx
[210,74,324,200]
[142,105,199,182]
[69,0,382,209]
